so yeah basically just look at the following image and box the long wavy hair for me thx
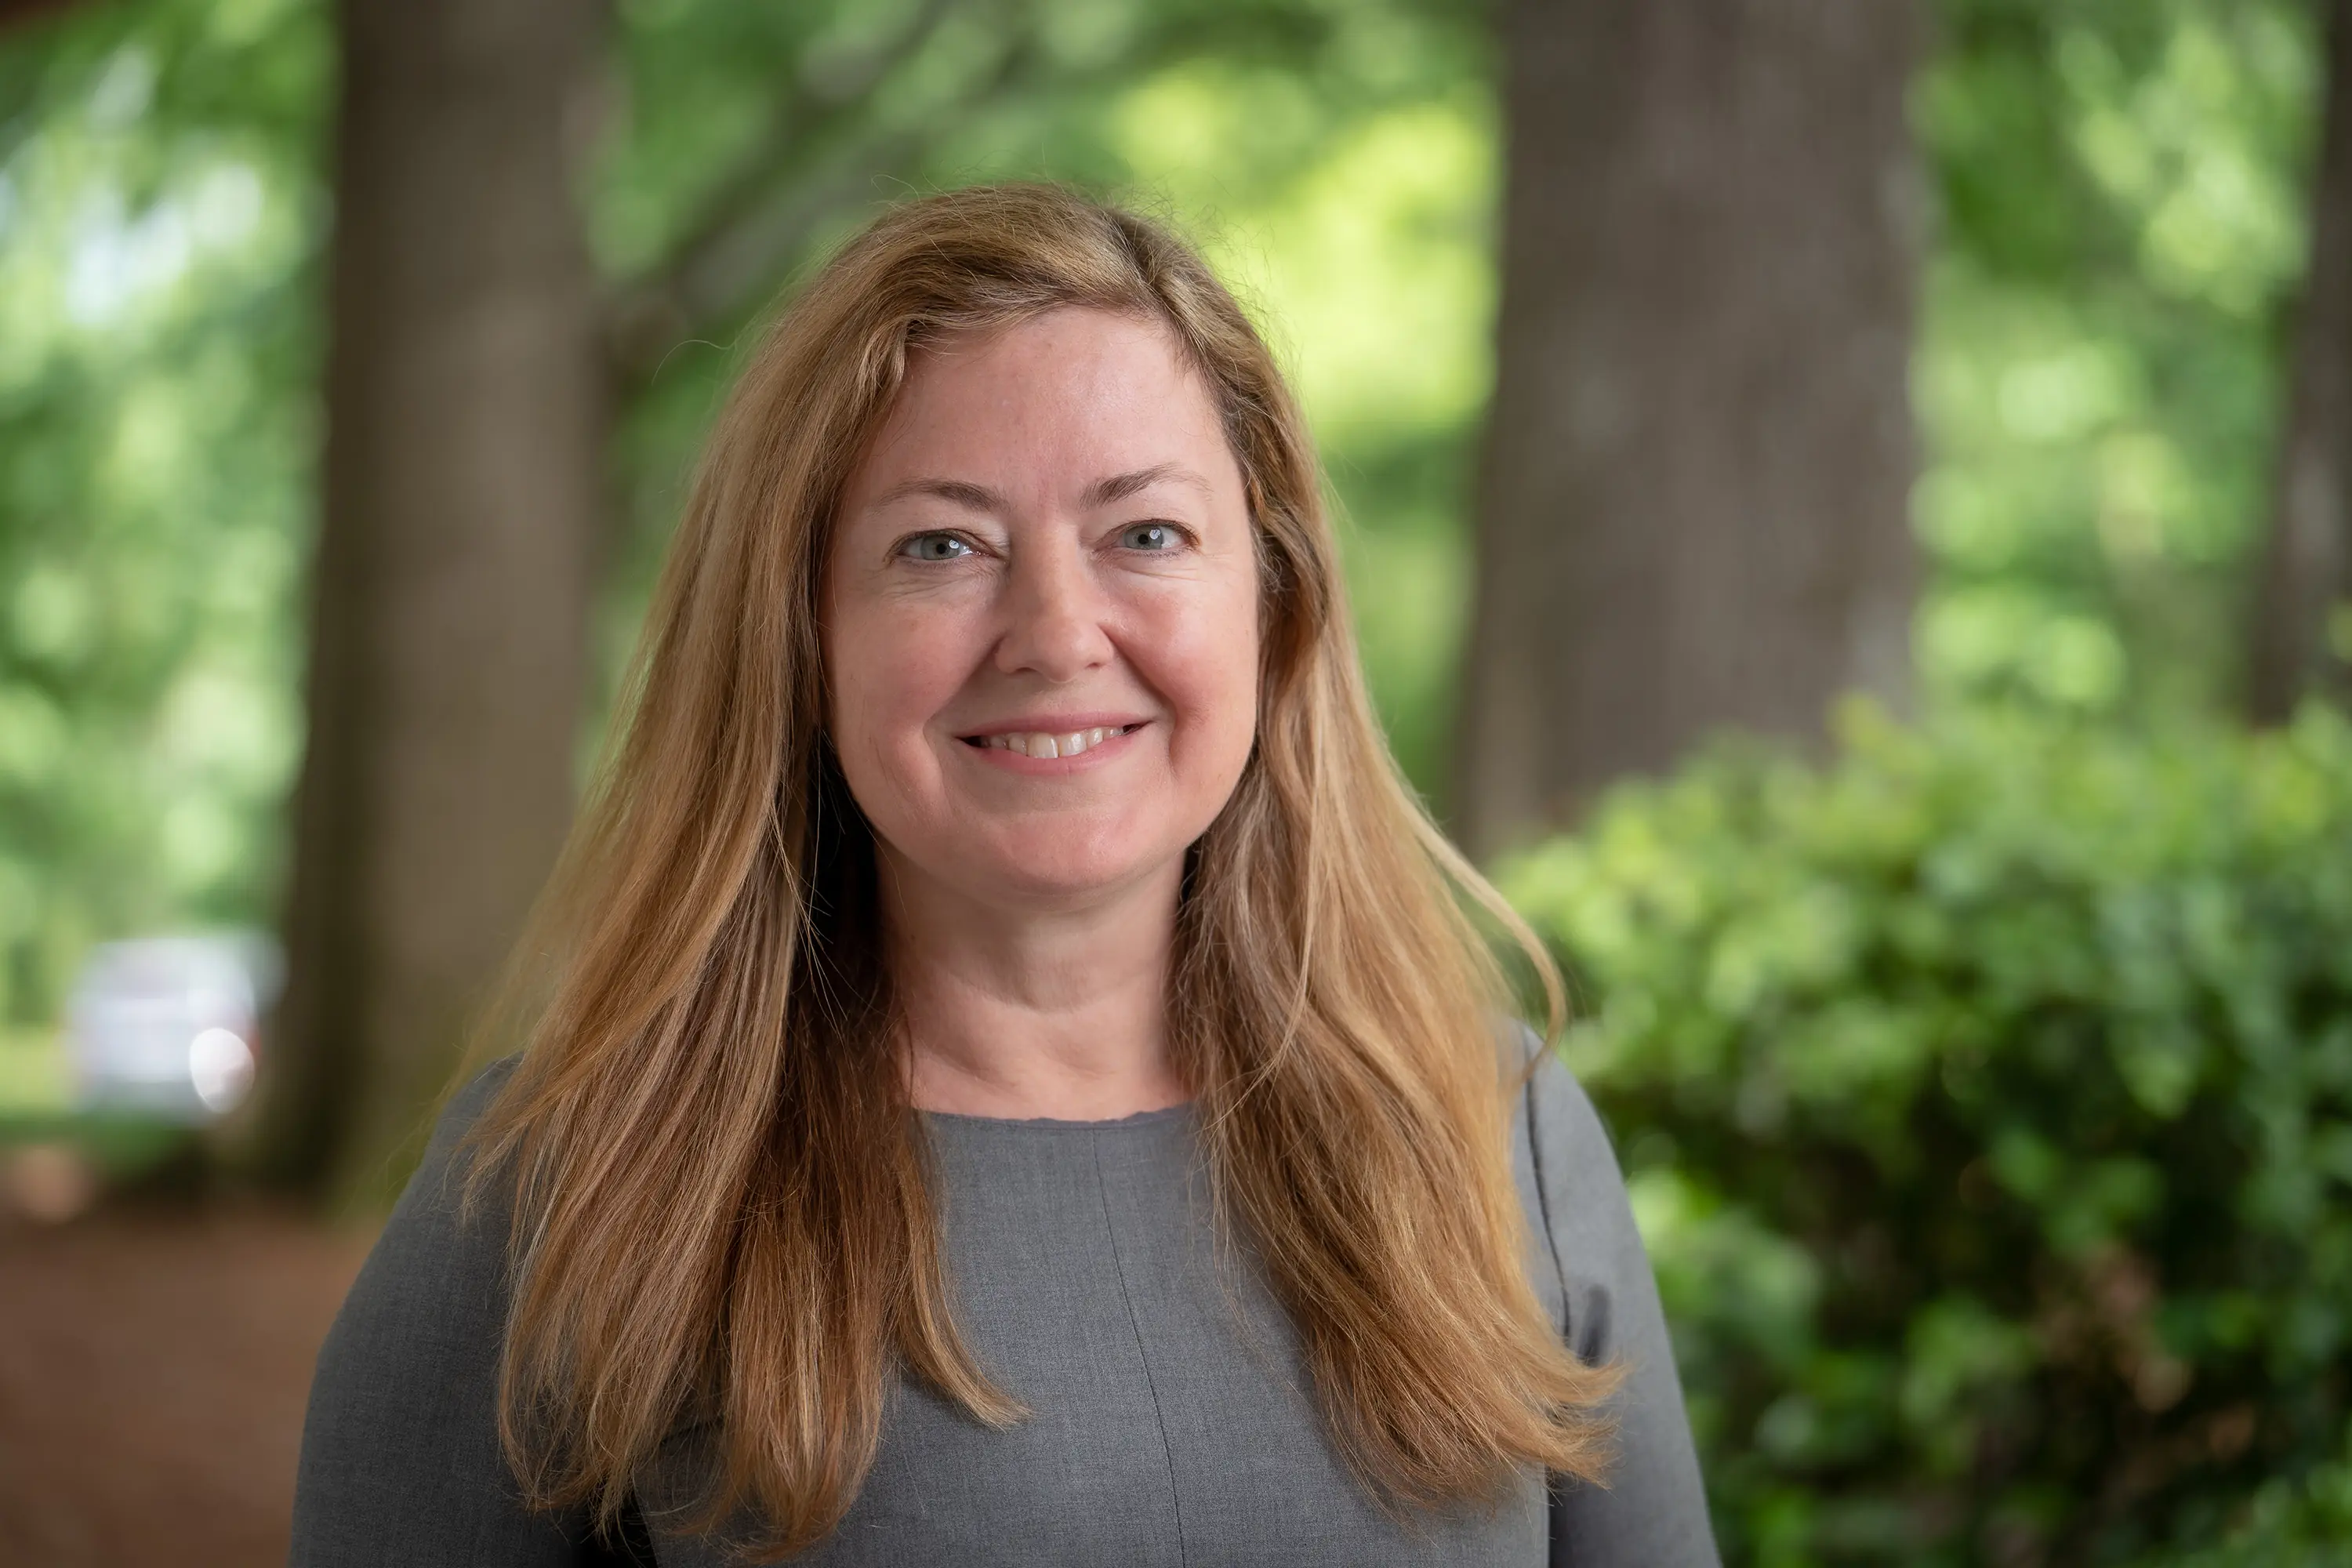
[463,183,1612,1556]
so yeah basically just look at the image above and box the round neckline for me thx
[918,1101,1195,1133]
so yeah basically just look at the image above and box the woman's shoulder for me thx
[401,1051,521,1226]
[1507,1022,1623,1207]
[325,1054,522,1351]
[1504,1023,1649,1367]
[292,1054,611,1563]
[434,1051,523,1156]
[1502,1035,1724,1562]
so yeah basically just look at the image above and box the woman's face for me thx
[823,307,1261,913]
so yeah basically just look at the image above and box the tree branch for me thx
[604,0,973,378]
[601,0,1377,385]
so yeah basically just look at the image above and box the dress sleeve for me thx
[288,1059,642,1566]
[1526,1049,1722,1567]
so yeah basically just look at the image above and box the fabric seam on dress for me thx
[1524,1076,1573,1346]
[1094,1131,1191,1566]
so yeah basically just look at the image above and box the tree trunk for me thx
[252,0,604,1198]
[2249,0,2352,722]
[1454,0,1923,858]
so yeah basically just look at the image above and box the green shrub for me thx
[2154,1429,2352,1561]
[2143,1426,2352,1566]
[1499,702,2352,1566]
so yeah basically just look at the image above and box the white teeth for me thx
[986,726,1123,758]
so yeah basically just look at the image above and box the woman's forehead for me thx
[846,309,1243,512]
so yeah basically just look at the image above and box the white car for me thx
[65,933,279,1123]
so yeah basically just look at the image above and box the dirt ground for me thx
[0,1204,375,1566]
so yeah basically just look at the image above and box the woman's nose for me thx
[995,546,1114,682]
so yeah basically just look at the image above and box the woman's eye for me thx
[1118,521,1185,552]
[899,533,972,562]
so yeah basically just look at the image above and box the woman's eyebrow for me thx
[872,477,1006,514]
[873,466,1211,514]
[1083,463,1211,508]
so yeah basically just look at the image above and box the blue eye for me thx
[899,533,972,562]
[1120,522,1184,551]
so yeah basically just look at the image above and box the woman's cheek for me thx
[866,614,967,735]
[1149,606,1259,773]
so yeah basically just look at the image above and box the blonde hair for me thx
[465,183,1612,1556]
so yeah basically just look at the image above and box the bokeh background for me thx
[2,0,2350,1563]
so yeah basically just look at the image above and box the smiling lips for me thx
[964,722,1143,760]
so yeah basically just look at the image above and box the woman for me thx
[289,183,1717,1566]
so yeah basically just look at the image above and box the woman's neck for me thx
[879,850,1189,1121]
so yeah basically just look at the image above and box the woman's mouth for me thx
[960,722,1145,760]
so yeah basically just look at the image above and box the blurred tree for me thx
[251,0,605,1195]
[2250,0,2352,718]
[1454,0,1925,858]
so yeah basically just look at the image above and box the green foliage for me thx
[1917,0,2321,714]
[0,0,326,1031]
[1501,704,2352,1564]
[2147,1427,2352,1566]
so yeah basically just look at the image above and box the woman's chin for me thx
[944,842,1181,912]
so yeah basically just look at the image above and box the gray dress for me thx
[289,1051,1719,1566]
